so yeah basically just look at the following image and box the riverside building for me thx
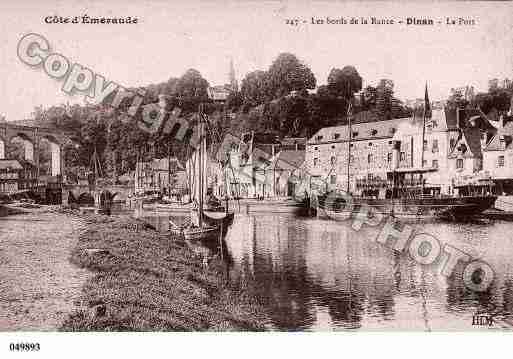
[305,108,497,196]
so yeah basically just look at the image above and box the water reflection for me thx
[223,215,513,331]
[143,210,513,331]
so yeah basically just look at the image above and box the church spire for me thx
[228,58,238,92]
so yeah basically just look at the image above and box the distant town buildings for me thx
[0,159,38,194]
[135,157,186,194]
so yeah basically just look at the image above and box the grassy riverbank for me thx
[61,212,266,331]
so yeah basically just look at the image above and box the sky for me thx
[0,0,512,121]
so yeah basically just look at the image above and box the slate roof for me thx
[264,150,305,171]
[444,108,496,132]
[448,127,483,158]
[308,117,407,144]
[484,122,513,151]
[0,159,23,170]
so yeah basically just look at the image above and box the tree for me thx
[361,86,377,110]
[267,53,316,98]
[175,69,210,113]
[376,79,394,119]
[327,66,363,100]
[240,70,269,108]
[447,87,470,109]
[225,91,243,112]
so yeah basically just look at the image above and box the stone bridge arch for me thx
[0,122,66,177]
[0,134,5,159]
[39,134,62,177]
[9,132,35,162]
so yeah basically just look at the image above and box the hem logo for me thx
[472,313,495,327]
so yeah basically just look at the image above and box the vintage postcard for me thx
[1,0,513,352]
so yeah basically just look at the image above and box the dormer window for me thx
[498,156,505,167]
[458,144,467,153]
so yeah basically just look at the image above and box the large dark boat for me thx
[316,191,497,221]
[315,155,497,221]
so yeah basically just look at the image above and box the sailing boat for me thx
[89,146,113,214]
[173,104,234,240]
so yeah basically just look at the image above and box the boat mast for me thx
[346,101,353,194]
[198,103,204,228]
[167,143,171,196]
[421,83,429,194]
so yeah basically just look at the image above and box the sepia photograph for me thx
[1,0,513,356]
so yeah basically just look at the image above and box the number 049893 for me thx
[9,343,41,351]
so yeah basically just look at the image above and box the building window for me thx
[423,140,428,151]
[330,156,336,165]
[368,142,373,147]
[456,159,464,169]
[313,158,318,166]
[334,133,340,140]
[330,175,336,184]
[331,145,335,149]
[422,160,427,166]
[387,153,392,162]
[352,131,359,138]
[316,135,323,141]
[432,160,438,168]
[367,154,373,163]
[349,155,354,163]
[450,138,456,149]
[371,129,377,136]
[400,152,405,161]
[432,120,438,128]
[498,156,505,167]
[314,146,318,150]
[432,139,438,152]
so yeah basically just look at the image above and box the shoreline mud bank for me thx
[60,211,267,331]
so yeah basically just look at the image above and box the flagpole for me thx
[346,101,352,194]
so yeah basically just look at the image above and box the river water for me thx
[144,212,513,331]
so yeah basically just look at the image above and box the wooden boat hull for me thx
[316,194,497,220]
[169,212,234,240]
[203,211,235,228]
[183,226,219,241]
